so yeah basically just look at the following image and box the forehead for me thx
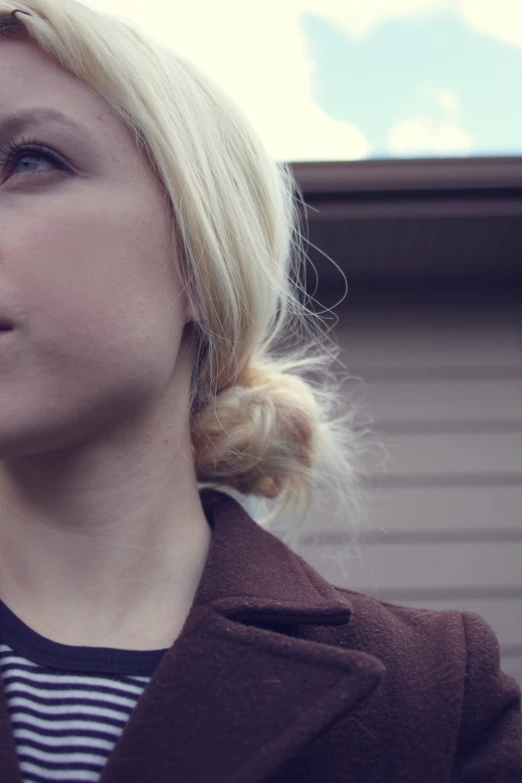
[0,33,120,140]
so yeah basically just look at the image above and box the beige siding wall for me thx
[273,301,522,689]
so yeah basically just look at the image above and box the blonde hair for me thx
[0,1,386,550]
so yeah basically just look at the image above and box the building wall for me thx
[273,299,522,689]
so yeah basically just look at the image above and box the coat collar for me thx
[0,488,387,783]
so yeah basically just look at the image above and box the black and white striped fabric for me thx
[0,598,168,783]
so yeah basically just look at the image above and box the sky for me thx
[87,0,522,162]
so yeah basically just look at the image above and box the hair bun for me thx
[191,362,318,500]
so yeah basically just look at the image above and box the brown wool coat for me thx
[0,488,521,782]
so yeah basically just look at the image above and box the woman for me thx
[0,2,520,781]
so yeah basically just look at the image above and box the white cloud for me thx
[388,118,474,154]
[436,122,474,151]
[86,0,370,162]
[457,0,522,49]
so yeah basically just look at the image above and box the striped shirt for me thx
[0,598,169,783]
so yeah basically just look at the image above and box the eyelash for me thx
[0,135,65,176]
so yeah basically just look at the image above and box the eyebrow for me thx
[0,107,93,142]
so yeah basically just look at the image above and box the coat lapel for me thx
[0,489,387,783]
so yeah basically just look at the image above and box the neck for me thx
[0,416,212,650]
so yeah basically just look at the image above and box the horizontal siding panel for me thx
[338,327,521,370]
[350,378,522,424]
[359,431,522,476]
[297,541,522,597]
[499,660,522,688]
[357,486,522,533]
[367,597,522,648]
[272,486,522,536]
[334,309,522,371]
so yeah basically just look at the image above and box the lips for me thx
[0,321,13,331]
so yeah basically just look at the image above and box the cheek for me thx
[13,188,185,390]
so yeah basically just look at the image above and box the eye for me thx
[0,136,67,180]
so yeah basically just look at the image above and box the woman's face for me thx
[0,32,193,460]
